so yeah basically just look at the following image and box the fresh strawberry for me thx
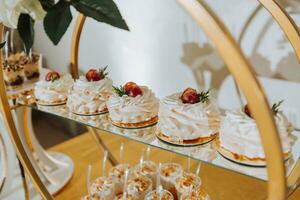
[127,85,143,97]
[85,66,108,82]
[244,104,252,118]
[181,88,200,104]
[45,71,60,82]
[123,81,137,92]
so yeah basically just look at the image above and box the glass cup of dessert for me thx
[180,186,210,200]
[133,161,157,189]
[145,188,174,200]
[109,164,132,195]
[2,60,24,88]
[87,176,115,200]
[125,176,153,200]
[175,172,201,199]
[159,163,183,196]
[15,52,41,80]
[67,67,113,115]
[107,82,159,129]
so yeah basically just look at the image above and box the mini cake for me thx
[89,177,115,200]
[218,101,293,165]
[180,186,210,200]
[67,67,113,115]
[159,163,183,193]
[125,176,152,199]
[109,164,131,194]
[133,161,157,189]
[145,189,174,200]
[2,60,24,86]
[158,88,220,144]
[175,172,201,199]
[107,82,159,128]
[34,71,74,105]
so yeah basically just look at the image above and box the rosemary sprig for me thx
[198,89,210,103]
[99,65,109,78]
[113,85,127,97]
[272,100,284,115]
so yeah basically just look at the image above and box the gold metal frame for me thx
[69,0,291,199]
[0,24,53,199]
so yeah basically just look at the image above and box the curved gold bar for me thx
[70,14,86,79]
[258,0,300,61]
[0,24,53,199]
[176,0,286,199]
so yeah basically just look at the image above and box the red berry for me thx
[86,69,103,82]
[127,85,143,97]
[123,81,137,92]
[45,71,60,82]
[244,104,252,118]
[181,88,200,104]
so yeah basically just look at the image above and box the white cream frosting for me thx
[67,76,113,114]
[219,109,292,158]
[90,177,115,200]
[158,93,220,140]
[107,86,159,123]
[34,74,74,103]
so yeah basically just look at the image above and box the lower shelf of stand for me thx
[24,103,300,182]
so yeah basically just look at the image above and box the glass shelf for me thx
[21,102,300,182]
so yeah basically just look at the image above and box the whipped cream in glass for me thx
[89,177,115,200]
[158,93,220,141]
[219,109,292,159]
[175,172,201,199]
[109,164,131,194]
[159,163,183,191]
[34,74,74,104]
[67,76,113,115]
[107,86,159,123]
[126,176,152,200]
[133,161,157,189]
[145,189,174,200]
[180,186,210,200]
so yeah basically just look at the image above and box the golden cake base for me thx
[215,136,292,167]
[36,99,67,106]
[71,108,108,116]
[111,116,158,129]
[156,131,217,146]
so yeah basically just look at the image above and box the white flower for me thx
[0,0,46,28]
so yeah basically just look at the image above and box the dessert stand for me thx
[0,0,300,200]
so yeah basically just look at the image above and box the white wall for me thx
[33,0,300,98]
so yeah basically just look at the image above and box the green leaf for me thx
[43,1,73,45]
[17,14,35,54]
[71,0,129,31]
[39,0,55,11]
[0,42,5,49]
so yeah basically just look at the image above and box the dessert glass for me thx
[109,164,131,195]
[175,172,201,199]
[145,189,174,200]
[133,161,157,189]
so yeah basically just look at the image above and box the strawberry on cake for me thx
[107,82,159,128]
[218,101,293,166]
[34,71,74,105]
[67,67,113,115]
[157,88,220,145]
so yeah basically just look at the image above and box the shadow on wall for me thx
[181,42,228,91]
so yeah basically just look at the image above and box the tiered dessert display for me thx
[1,0,300,199]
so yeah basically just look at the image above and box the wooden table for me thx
[49,131,300,200]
